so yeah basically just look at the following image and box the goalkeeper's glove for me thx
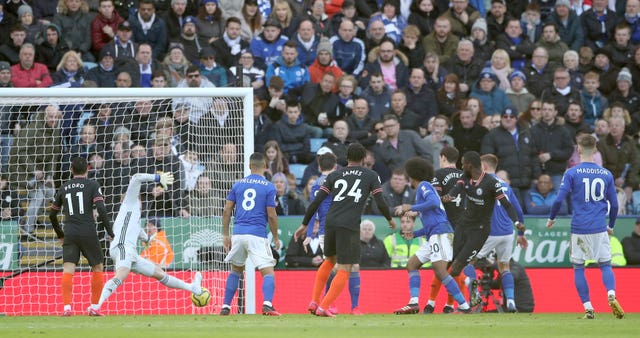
[158,172,174,190]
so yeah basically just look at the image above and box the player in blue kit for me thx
[221,152,281,316]
[393,157,472,314]
[305,151,362,315]
[471,154,528,312]
[547,134,624,319]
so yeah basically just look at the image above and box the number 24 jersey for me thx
[320,165,383,231]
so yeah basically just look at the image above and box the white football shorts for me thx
[224,234,276,269]
[477,234,514,263]
[415,233,454,264]
[570,232,611,265]
[109,244,156,277]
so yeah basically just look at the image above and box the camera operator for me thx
[476,256,534,313]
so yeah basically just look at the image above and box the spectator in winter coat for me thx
[265,40,310,94]
[129,0,168,60]
[621,219,640,265]
[581,71,609,128]
[329,19,365,77]
[580,0,618,50]
[523,174,568,215]
[91,0,124,55]
[539,67,582,117]
[274,100,314,164]
[11,43,52,87]
[506,70,535,114]
[250,18,288,71]
[481,106,537,205]
[359,219,391,268]
[308,37,343,86]
[470,68,512,116]
[52,0,95,62]
[522,47,556,98]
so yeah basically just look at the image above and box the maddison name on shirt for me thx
[576,168,609,175]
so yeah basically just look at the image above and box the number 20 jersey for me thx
[226,174,277,238]
[320,165,383,231]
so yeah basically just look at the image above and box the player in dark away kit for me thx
[49,157,113,317]
[295,143,396,317]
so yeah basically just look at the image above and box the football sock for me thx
[428,273,440,301]
[98,277,122,307]
[583,301,594,311]
[61,272,73,307]
[501,270,515,302]
[90,271,104,305]
[223,270,241,306]
[320,269,348,310]
[442,274,467,306]
[262,274,275,303]
[349,272,360,309]
[159,273,190,291]
[599,261,616,293]
[464,265,477,296]
[409,270,421,299]
[456,274,465,300]
[463,264,477,280]
[325,271,336,294]
[573,264,590,304]
[312,260,335,303]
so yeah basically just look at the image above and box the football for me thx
[191,287,211,307]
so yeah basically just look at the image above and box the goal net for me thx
[0,88,254,316]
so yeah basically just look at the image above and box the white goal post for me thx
[0,87,259,315]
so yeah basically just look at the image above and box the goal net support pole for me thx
[0,88,255,315]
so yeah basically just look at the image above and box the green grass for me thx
[1,313,638,338]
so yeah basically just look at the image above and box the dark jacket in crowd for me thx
[360,235,391,268]
[580,8,619,50]
[622,231,640,265]
[539,86,582,117]
[530,120,574,177]
[285,235,324,268]
[480,124,537,190]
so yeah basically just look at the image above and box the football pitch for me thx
[2,313,639,338]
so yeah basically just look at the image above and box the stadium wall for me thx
[2,217,635,270]
[0,268,638,315]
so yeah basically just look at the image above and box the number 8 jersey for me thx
[227,173,277,238]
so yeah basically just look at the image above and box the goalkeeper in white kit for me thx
[93,173,203,313]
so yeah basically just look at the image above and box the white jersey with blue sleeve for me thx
[490,174,525,236]
[411,181,453,239]
[550,162,618,234]
[227,174,277,238]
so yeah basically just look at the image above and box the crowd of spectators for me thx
[6,0,640,243]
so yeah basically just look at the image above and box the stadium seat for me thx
[289,164,307,186]
[310,138,327,153]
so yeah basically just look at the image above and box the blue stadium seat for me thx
[289,164,307,186]
[310,138,327,153]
